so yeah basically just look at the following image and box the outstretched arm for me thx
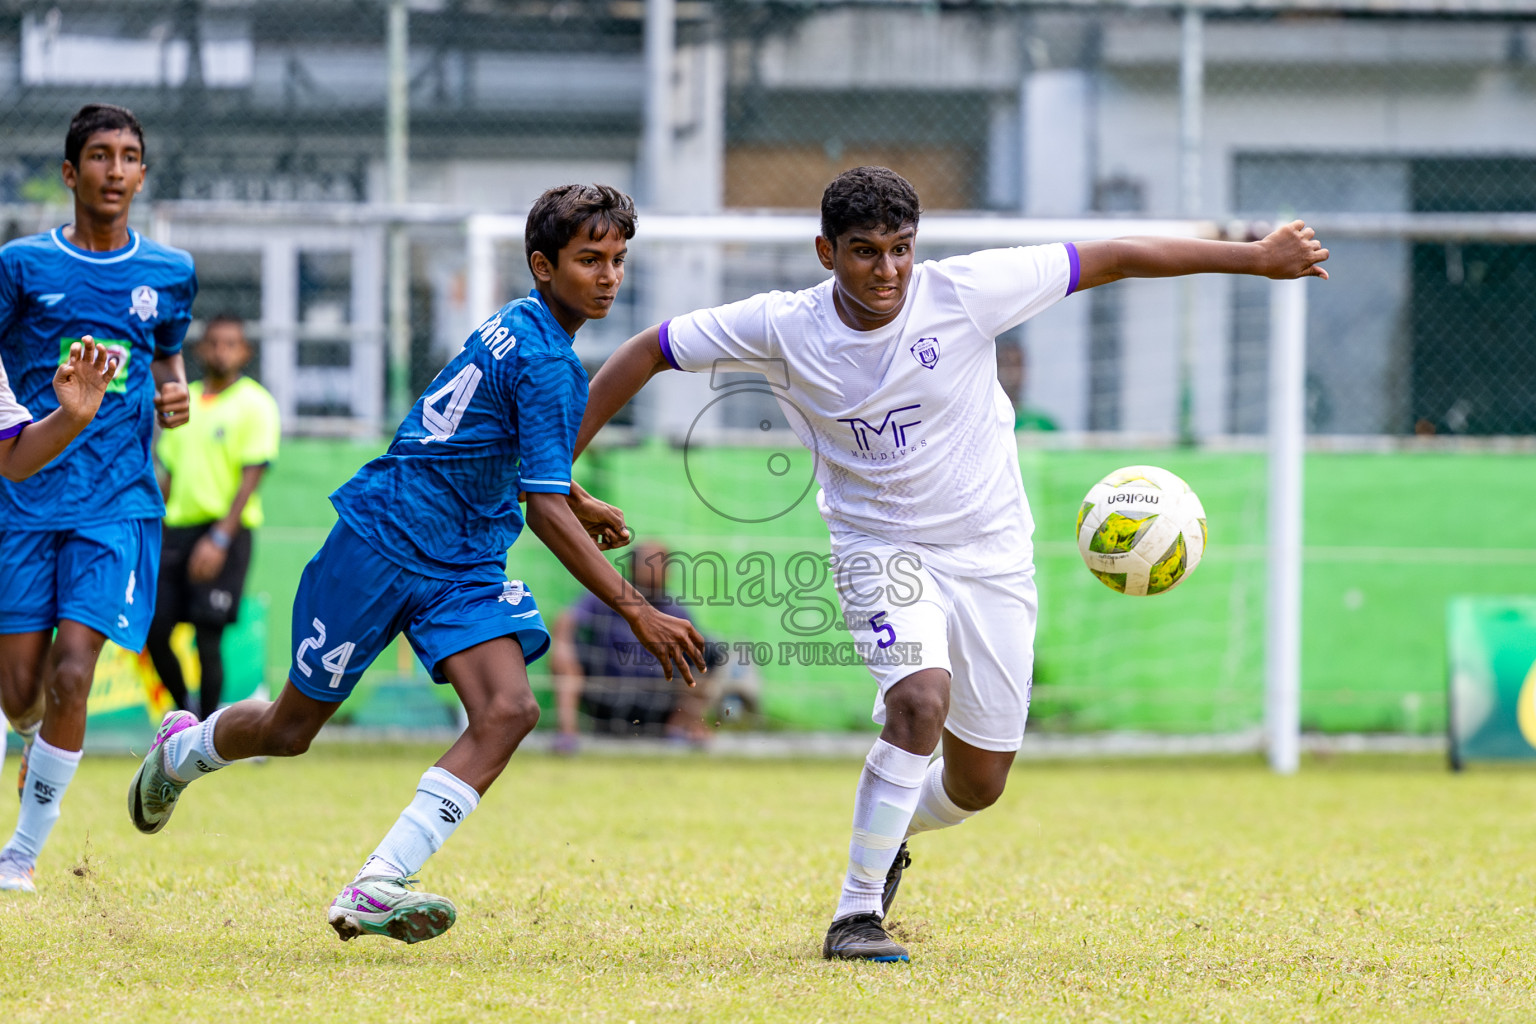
[1074,220,1328,292]
[0,338,119,482]
[575,323,670,459]
[524,490,706,684]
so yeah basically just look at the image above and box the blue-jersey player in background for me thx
[0,104,194,894]
[129,184,707,944]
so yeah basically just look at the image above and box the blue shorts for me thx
[288,520,551,702]
[0,519,161,652]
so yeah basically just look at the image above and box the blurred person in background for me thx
[996,337,1057,432]
[550,539,715,751]
[148,314,279,720]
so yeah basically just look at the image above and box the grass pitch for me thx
[1,747,1533,1023]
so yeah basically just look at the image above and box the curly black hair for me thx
[820,166,922,246]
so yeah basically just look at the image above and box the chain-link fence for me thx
[3,1,1535,738]
[2,1,1534,440]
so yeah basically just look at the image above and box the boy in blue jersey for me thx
[0,105,194,894]
[129,184,707,944]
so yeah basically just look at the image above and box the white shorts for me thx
[832,536,1037,752]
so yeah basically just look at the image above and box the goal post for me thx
[1267,277,1307,774]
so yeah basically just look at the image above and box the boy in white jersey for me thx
[576,166,1329,961]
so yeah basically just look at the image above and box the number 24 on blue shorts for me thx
[286,521,550,702]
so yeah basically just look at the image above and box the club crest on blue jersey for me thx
[498,580,528,606]
[130,285,159,322]
[910,336,940,370]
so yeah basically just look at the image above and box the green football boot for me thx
[327,876,457,944]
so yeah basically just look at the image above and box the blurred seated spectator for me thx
[550,540,720,750]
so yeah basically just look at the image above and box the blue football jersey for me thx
[332,290,589,582]
[0,227,196,528]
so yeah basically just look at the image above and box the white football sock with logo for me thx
[163,708,232,784]
[1,736,81,866]
[833,738,930,922]
[905,757,975,837]
[355,767,480,882]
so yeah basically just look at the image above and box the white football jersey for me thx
[0,355,30,441]
[662,242,1079,576]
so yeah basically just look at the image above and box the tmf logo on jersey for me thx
[838,404,923,451]
[910,336,940,369]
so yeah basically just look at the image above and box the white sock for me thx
[1,736,81,866]
[833,738,930,922]
[355,767,480,882]
[906,757,975,837]
[163,708,232,784]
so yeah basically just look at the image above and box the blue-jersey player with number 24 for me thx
[129,184,707,944]
[0,104,194,895]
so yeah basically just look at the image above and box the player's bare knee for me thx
[946,770,1008,812]
[265,724,315,758]
[45,654,95,711]
[262,710,322,757]
[477,691,540,741]
[885,683,948,732]
[0,655,44,702]
[0,682,41,727]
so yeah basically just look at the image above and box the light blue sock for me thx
[834,738,929,921]
[163,708,232,784]
[355,767,481,882]
[2,736,81,866]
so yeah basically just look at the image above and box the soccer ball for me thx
[1076,466,1207,596]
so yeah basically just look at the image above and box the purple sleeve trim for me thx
[0,420,28,441]
[657,319,682,371]
[1064,242,1081,296]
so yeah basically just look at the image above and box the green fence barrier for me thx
[247,439,1530,736]
[1,441,1522,746]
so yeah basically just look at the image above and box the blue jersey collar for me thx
[528,289,576,343]
[51,226,141,264]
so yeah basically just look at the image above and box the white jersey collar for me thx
[50,226,141,265]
